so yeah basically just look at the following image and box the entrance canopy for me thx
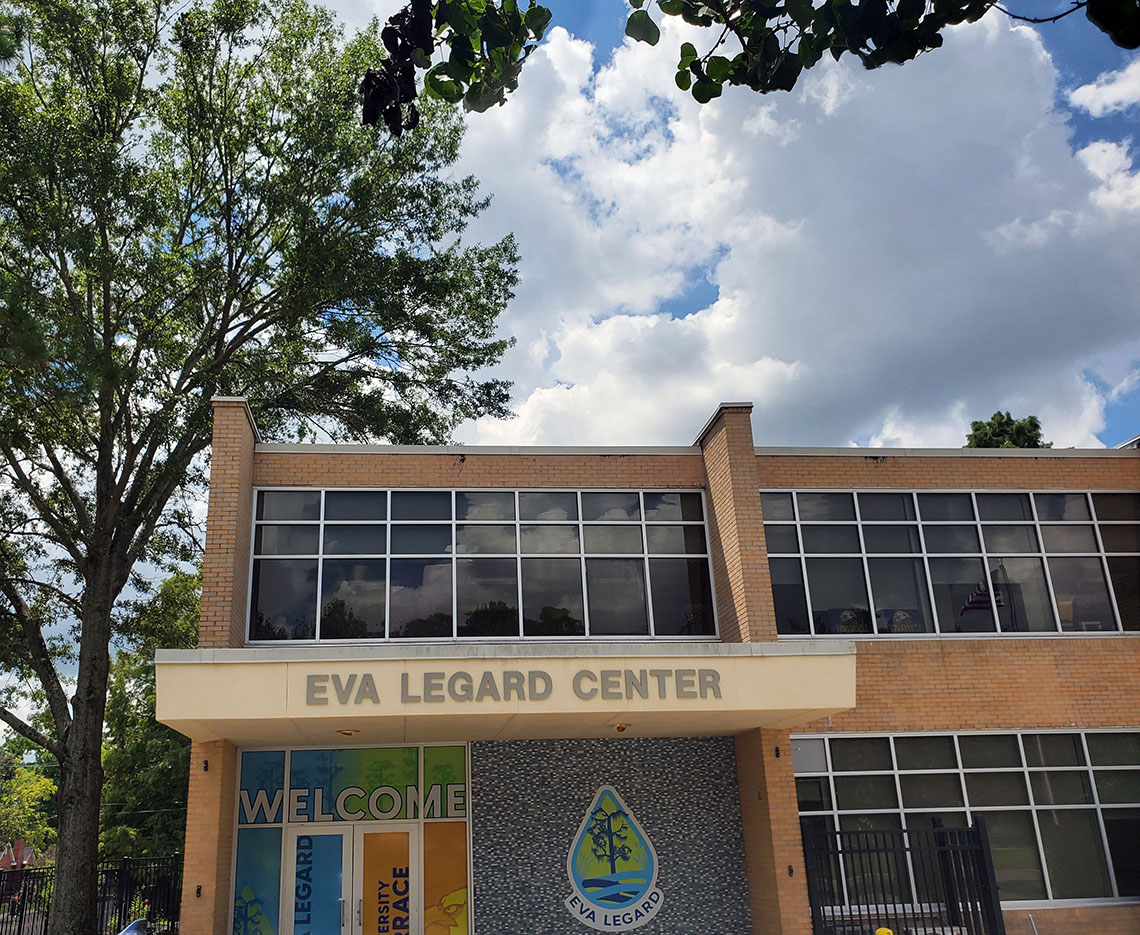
[156,641,855,746]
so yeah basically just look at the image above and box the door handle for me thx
[339,897,346,928]
[357,898,362,927]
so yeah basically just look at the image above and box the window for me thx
[765,490,1135,636]
[250,489,715,641]
[793,730,1140,902]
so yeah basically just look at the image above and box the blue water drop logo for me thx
[563,786,664,932]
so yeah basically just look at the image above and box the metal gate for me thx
[803,818,1006,935]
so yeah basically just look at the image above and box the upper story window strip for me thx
[763,490,1140,637]
[248,489,718,643]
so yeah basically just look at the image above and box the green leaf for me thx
[425,64,465,102]
[675,69,692,90]
[624,9,661,44]
[630,0,646,7]
[706,54,732,82]
[524,4,553,38]
[691,78,722,102]
[679,40,698,65]
[658,0,685,14]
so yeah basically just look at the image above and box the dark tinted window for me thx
[928,558,996,633]
[581,492,640,522]
[389,559,452,638]
[643,492,703,521]
[585,559,648,634]
[797,493,855,521]
[390,525,453,555]
[983,525,1040,553]
[456,558,519,637]
[455,524,516,554]
[806,558,871,634]
[863,525,921,553]
[324,491,386,521]
[583,525,644,554]
[1093,493,1140,521]
[257,490,320,520]
[923,525,980,553]
[990,557,1054,632]
[391,491,451,521]
[858,492,915,520]
[645,525,706,554]
[976,493,1032,520]
[455,491,515,521]
[323,525,386,555]
[760,492,794,520]
[519,525,580,554]
[1035,493,1091,521]
[770,558,809,635]
[519,491,578,521]
[1107,557,1140,630]
[868,558,934,633]
[1041,525,1098,552]
[254,525,319,555]
[522,558,585,636]
[918,493,974,521]
[1049,557,1116,632]
[320,560,386,639]
[650,559,715,635]
[801,525,860,553]
[764,525,799,554]
[250,559,318,640]
[1099,524,1140,552]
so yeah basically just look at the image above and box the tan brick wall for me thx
[797,637,1140,734]
[756,452,1140,490]
[199,400,257,649]
[180,740,238,935]
[736,729,812,935]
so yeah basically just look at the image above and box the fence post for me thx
[931,818,963,928]
[802,828,824,935]
[972,815,1007,935]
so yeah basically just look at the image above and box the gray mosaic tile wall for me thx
[470,737,754,935]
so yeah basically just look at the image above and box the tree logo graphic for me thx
[564,786,664,932]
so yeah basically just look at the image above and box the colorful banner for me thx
[292,834,342,935]
[424,822,468,935]
[238,746,466,825]
[234,827,282,935]
[362,831,411,935]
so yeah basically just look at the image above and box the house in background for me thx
[156,398,1140,935]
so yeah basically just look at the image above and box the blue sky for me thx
[354,0,1140,449]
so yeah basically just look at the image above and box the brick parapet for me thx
[698,406,776,643]
[199,399,257,649]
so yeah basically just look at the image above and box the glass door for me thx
[284,826,352,934]
[353,824,421,935]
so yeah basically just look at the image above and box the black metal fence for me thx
[803,818,1006,935]
[0,855,182,935]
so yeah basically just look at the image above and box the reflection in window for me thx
[1049,557,1116,632]
[923,525,981,553]
[760,491,794,520]
[868,558,934,633]
[585,558,648,635]
[797,493,855,521]
[1106,557,1140,631]
[986,811,1047,900]
[643,491,703,521]
[455,490,515,520]
[1104,809,1140,896]
[323,525,387,555]
[455,524,516,554]
[858,492,915,521]
[918,493,974,521]
[801,525,860,553]
[976,493,1033,521]
[1038,809,1113,898]
[320,560,386,639]
[1099,524,1140,552]
[583,525,643,554]
[456,558,519,637]
[519,525,580,554]
[389,559,452,638]
[649,558,715,635]
[250,560,317,640]
[1092,493,1140,521]
[257,490,320,520]
[1041,524,1099,553]
[990,557,1054,632]
[581,492,640,522]
[928,558,996,633]
[519,491,578,521]
[390,525,453,555]
[770,559,810,635]
[1035,492,1091,521]
[862,525,921,553]
[645,525,706,554]
[521,558,585,636]
[982,525,1039,553]
[254,525,319,555]
[325,491,386,520]
[764,525,799,554]
[806,558,871,634]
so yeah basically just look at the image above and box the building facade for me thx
[155,398,1140,935]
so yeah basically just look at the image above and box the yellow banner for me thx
[362,831,411,935]
[424,822,468,935]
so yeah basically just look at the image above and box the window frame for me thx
[764,489,1136,638]
[791,728,1140,908]
[246,487,719,643]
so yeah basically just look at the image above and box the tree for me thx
[966,411,1052,448]
[0,0,518,929]
[588,803,632,876]
[361,0,1140,125]
[100,571,199,858]
[0,760,56,854]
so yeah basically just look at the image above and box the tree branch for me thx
[993,2,1087,25]
[0,579,73,738]
[0,706,61,758]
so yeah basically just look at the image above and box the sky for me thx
[346,1,1140,450]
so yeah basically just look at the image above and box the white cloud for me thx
[323,3,1140,450]
[1069,57,1140,117]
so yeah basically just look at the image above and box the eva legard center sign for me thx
[304,666,724,707]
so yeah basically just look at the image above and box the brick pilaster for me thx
[179,740,239,935]
[735,728,812,935]
[697,403,775,642]
[199,398,259,649]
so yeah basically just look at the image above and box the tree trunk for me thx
[47,583,115,935]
